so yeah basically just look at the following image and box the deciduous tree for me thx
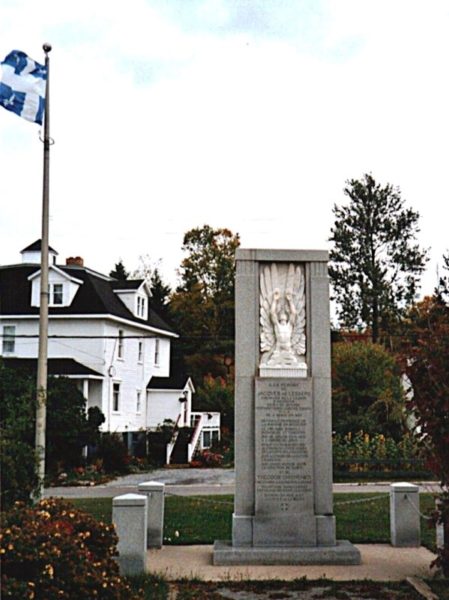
[332,341,406,439]
[404,293,449,575]
[171,225,240,377]
[329,174,428,342]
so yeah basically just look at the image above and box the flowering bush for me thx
[0,498,138,599]
[193,449,224,467]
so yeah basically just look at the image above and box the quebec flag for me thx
[0,50,47,125]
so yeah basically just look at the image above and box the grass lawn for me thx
[71,492,437,549]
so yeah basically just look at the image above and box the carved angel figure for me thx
[260,263,306,367]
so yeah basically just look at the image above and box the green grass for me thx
[71,492,437,549]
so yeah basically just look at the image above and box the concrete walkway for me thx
[44,468,441,498]
[147,544,437,582]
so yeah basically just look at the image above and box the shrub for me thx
[0,362,105,477]
[0,436,38,510]
[96,433,130,474]
[0,498,138,599]
[333,431,425,474]
[194,449,224,467]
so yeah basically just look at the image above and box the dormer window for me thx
[51,283,63,305]
[29,265,83,308]
[136,296,146,319]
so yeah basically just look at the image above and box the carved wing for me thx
[289,264,306,356]
[260,264,276,356]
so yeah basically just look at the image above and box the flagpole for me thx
[35,43,52,501]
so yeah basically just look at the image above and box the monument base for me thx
[213,540,361,566]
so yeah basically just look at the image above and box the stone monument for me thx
[214,249,361,565]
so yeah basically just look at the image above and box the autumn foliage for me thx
[404,295,449,575]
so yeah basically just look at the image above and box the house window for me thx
[112,382,121,412]
[202,430,219,449]
[137,296,146,318]
[2,325,16,353]
[52,283,63,305]
[136,390,141,413]
[117,330,124,359]
[138,341,143,363]
[154,338,160,365]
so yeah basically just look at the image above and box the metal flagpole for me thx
[35,43,52,501]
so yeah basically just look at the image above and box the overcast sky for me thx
[1,0,448,295]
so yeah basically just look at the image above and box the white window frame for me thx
[51,283,64,305]
[117,329,124,359]
[202,430,211,448]
[137,296,147,318]
[112,382,121,412]
[2,325,16,354]
[138,340,143,363]
[202,429,219,449]
[136,390,142,414]
[154,338,160,365]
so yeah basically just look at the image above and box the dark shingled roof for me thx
[147,353,190,390]
[0,264,176,335]
[112,279,144,290]
[2,357,102,377]
[20,239,58,254]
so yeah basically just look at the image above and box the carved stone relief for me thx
[259,263,306,376]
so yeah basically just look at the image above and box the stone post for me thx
[390,482,421,547]
[112,493,147,575]
[138,481,165,548]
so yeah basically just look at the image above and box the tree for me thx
[194,375,235,434]
[332,341,406,439]
[109,259,129,280]
[403,294,449,575]
[437,252,449,303]
[329,174,428,342]
[0,362,105,486]
[149,268,172,322]
[131,253,157,282]
[170,225,240,376]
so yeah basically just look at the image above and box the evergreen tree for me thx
[436,252,449,303]
[329,174,428,342]
[149,268,172,322]
[109,260,129,281]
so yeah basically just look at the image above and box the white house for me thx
[0,240,220,459]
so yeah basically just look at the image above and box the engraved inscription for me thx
[255,379,313,516]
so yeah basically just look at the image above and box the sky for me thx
[1,0,448,295]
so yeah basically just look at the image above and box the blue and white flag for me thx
[0,50,47,125]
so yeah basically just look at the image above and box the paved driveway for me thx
[44,468,440,499]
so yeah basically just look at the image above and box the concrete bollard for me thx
[390,482,420,547]
[112,493,148,575]
[435,498,445,552]
[138,481,165,548]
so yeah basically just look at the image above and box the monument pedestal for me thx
[213,540,360,566]
[213,250,360,566]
